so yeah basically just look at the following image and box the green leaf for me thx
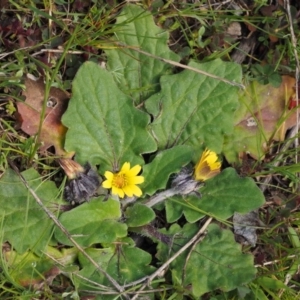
[243,287,269,300]
[54,198,127,247]
[141,145,193,196]
[62,61,157,171]
[256,277,287,290]
[74,239,156,293]
[165,195,185,223]
[157,223,256,297]
[269,72,282,87]
[106,4,180,104]
[145,59,242,156]
[0,168,57,254]
[125,203,155,227]
[165,168,265,223]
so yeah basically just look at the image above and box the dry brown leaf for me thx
[237,76,297,142]
[223,76,297,162]
[17,76,72,156]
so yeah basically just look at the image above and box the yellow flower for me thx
[102,162,144,198]
[194,149,221,181]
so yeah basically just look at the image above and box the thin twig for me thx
[80,286,173,295]
[182,232,207,283]
[43,251,112,290]
[130,217,212,300]
[0,46,33,60]
[254,255,296,267]
[31,49,84,56]
[7,160,127,298]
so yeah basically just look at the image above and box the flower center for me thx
[113,173,128,188]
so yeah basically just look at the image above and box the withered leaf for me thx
[237,76,297,142]
[17,76,71,155]
[224,76,297,162]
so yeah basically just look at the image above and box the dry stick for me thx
[182,232,207,284]
[255,255,296,268]
[8,160,127,298]
[0,48,84,60]
[80,287,173,296]
[0,46,33,59]
[130,217,212,300]
[47,2,53,65]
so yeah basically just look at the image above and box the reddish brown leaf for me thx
[224,76,297,163]
[17,76,72,156]
[237,76,297,142]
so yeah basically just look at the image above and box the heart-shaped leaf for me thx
[157,223,256,297]
[62,61,157,171]
[54,198,127,247]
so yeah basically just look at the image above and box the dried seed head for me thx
[59,158,101,204]
[58,158,85,179]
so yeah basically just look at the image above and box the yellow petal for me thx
[206,152,218,164]
[211,161,221,170]
[130,185,143,197]
[112,186,124,198]
[129,175,144,185]
[194,149,221,181]
[123,185,134,197]
[195,150,207,170]
[102,179,112,188]
[104,171,114,181]
[121,162,130,173]
[127,164,142,176]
